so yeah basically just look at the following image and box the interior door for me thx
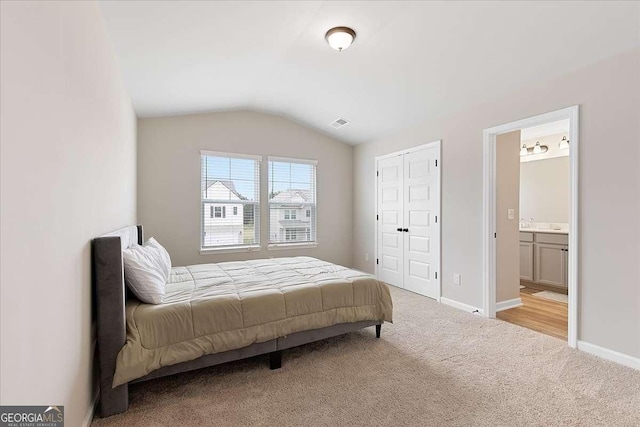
[402,147,440,299]
[376,155,404,287]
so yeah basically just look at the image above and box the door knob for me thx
[396,228,403,232]
[403,228,409,232]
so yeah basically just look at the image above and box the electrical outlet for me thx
[507,209,515,220]
[453,273,461,285]
[365,253,369,262]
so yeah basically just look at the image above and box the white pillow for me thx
[122,238,171,304]
[146,237,172,279]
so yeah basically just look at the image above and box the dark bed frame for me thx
[92,225,382,418]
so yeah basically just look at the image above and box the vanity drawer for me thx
[519,232,534,242]
[535,233,568,245]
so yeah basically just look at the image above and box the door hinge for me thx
[435,215,438,223]
[435,272,438,279]
[376,258,379,265]
[376,214,379,221]
[376,170,379,177]
[494,233,497,238]
[435,159,438,167]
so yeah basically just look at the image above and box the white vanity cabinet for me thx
[519,231,568,289]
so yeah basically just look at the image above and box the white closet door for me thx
[402,147,440,299]
[377,155,404,288]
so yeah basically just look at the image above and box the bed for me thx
[92,226,393,417]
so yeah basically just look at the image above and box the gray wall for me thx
[496,131,521,303]
[137,111,353,267]
[0,2,137,425]
[520,156,570,224]
[353,49,640,359]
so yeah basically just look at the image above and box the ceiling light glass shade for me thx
[325,27,356,51]
[533,142,543,154]
[520,144,528,156]
[558,136,570,150]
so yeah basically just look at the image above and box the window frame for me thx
[266,156,318,250]
[200,150,262,254]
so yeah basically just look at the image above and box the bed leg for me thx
[269,350,282,370]
[376,324,381,338]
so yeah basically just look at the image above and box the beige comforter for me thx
[114,257,393,386]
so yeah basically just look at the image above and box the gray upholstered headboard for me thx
[92,225,143,416]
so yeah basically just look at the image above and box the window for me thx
[201,151,260,250]
[212,206,226,218]
[268,157,317,245]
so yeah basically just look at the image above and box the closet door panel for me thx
[403,147,440,299]
[377,155,404,288]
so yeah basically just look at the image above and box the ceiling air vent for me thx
[330,118,349,129]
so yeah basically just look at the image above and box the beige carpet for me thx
[93,286,640,426]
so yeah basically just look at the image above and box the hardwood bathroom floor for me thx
[497,287,568,340]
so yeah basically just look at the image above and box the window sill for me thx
[200,245,261,255]
[267,242,318,251]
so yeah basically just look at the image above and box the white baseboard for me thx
[82,385,100,427]
[577,341,640,371]
[496,297,522,312]
[440,297,484,315]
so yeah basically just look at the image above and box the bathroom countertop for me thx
[519,228,568,235]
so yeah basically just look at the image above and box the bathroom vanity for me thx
[519,229,568,292]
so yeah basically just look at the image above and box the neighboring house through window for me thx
[268,157,317,245]
[201,151,260,249]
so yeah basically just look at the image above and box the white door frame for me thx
[482,106,579,347]
[374,140,442,301]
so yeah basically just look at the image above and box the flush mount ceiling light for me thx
[325,26,356,51]
[558,136,570,150]
[520,141,549,156]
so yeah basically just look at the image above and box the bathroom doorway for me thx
[482,106,578,346]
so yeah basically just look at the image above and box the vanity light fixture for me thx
[325,26,356,51]
[520,142,549,156]
[558,136,570,150]
[532,141,543,154]
[520,144,528,156]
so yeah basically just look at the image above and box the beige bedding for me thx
[114,257,393,386]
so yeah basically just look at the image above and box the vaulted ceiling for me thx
[99,1,640,144]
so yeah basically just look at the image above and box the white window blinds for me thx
[201,152,260,249]
[268,157,317,245]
